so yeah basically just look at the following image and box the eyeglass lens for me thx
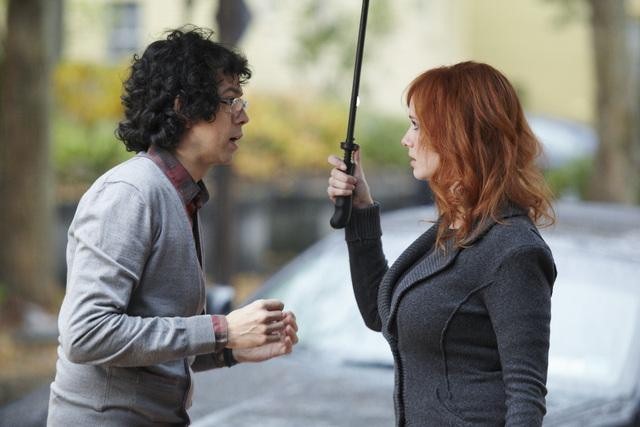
[231,98,247,114]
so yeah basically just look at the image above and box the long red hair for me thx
[406,61,555,247]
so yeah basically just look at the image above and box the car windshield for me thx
[262,219,640,398]
[263,230,421,366]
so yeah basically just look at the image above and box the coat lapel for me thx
[387,242,461,328]
[384,242,461,336]
[377,222,439,330]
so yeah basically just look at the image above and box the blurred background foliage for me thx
[293,1,393,95]
[237,92,407,180]
[51,62,409,192]
[545,157,593,200]
[50,59,594,200]
[50,59,596,201]
[53,62,124,125]
[52,62,131,197]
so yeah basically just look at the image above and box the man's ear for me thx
[174,96,192,128]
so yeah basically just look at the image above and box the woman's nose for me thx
[401,133,411,148]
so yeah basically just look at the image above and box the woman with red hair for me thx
[327,61,556,426]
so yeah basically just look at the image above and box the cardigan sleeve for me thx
[191,353,224,371]
[481,244,556,426]
[345,203,388,332]
[58,181,218,367]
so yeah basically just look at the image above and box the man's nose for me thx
[236,109,249,125]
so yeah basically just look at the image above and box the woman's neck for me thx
[448,217,463,230]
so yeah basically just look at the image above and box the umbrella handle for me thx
[330,146,358,229]
[330,0,369,229]
[330,193,353,230]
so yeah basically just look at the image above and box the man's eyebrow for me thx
[221,86,243,97]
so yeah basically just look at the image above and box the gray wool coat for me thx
[345,203,556,427]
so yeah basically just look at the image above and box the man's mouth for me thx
[229,135,243,145]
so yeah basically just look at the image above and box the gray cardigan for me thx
[346,204,556,427]
[47,155,223,426]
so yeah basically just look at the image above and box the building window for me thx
[108,2,140,61]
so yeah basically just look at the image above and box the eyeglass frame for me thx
[219,97,248,117]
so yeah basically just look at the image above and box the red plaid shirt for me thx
[143,145,228,353]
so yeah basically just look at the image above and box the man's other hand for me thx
[233,311,299,363]
[226,299,287,349]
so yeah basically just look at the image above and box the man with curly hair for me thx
[47,28,298,426]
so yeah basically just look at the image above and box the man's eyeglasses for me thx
[220,97,248,117]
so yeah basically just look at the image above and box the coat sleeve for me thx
[345,203,389,332]
[482,244,556,427]
[58,181,218,367]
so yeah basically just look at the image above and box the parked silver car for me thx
[527,114,598,169]
[2,202,636,427]
[191,201,640,427]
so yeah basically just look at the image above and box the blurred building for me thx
[62,0,606,124]
[64,0,215,62]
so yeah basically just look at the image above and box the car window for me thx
[263,231,421,365]
[546,235,640,398]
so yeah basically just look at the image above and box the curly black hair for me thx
[116,27,251,152]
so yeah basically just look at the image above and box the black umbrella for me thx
[330,0,370,229]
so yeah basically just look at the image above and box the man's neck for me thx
[173,149,207,182]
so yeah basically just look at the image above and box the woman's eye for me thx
[410,120,419,130]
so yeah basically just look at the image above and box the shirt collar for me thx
[143,145,210,210]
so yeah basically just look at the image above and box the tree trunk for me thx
[210,0,251,286]
[628,9,640,201]
[215,0,251,46]
[0,0,56,315]
[587,0,636,203]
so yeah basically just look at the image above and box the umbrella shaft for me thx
[345,0,370,145]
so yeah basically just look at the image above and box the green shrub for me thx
[52,61,132,191]
[54,61,126,126]
[53,115,131,187]
[356,110,409,168]
[544,157,593,200]
[235,92,407,179]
